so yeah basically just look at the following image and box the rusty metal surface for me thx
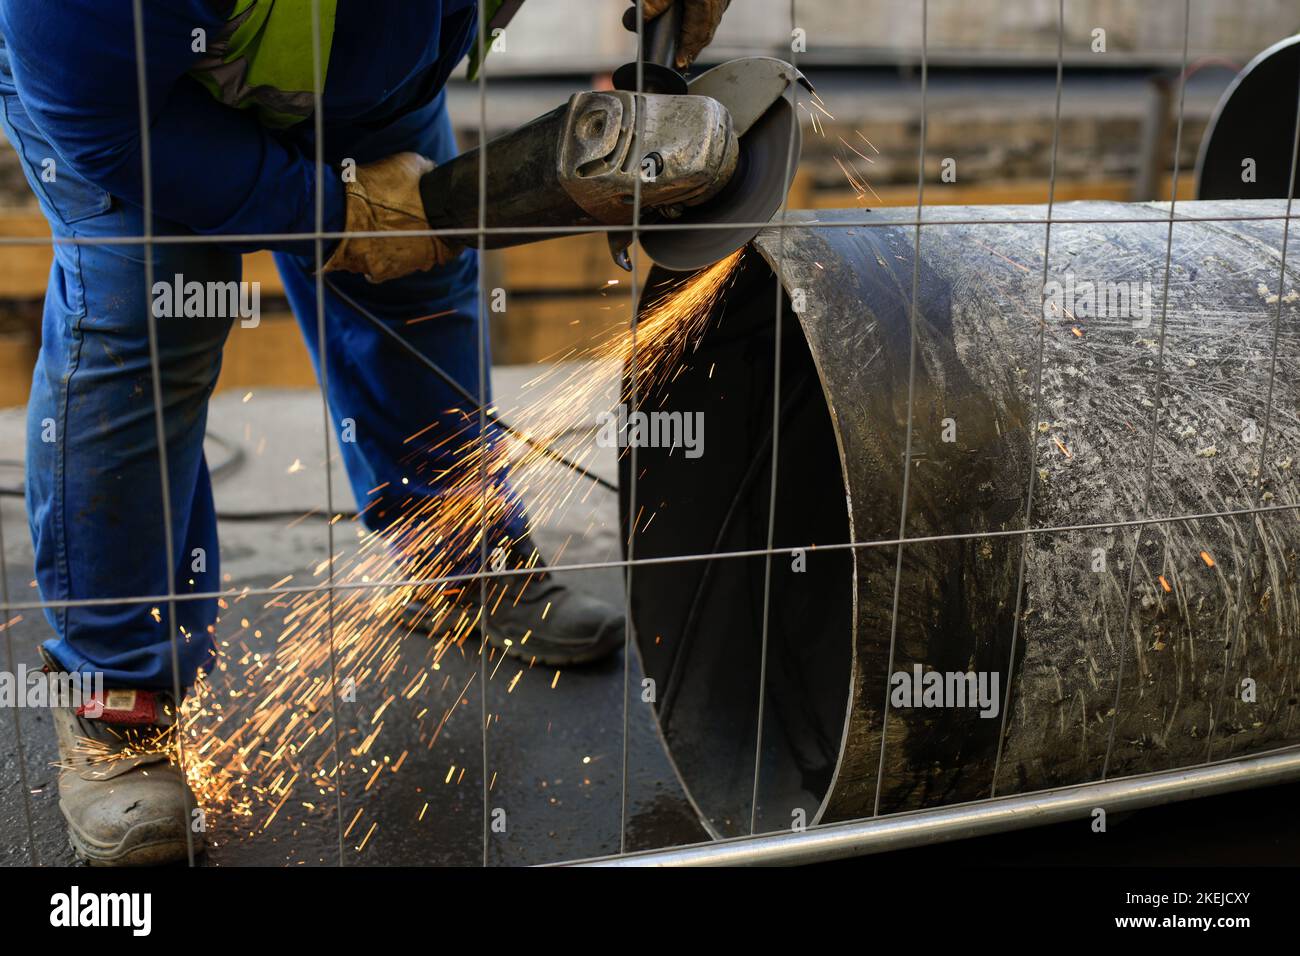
[625,200,1300,837]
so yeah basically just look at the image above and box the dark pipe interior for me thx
[622,253,853,837]
[1198,38,1300,200]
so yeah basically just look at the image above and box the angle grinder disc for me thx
[641,96,801,272]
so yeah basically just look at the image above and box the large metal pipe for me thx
[621,200,1300,839]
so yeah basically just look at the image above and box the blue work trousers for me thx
[0,40,515,688]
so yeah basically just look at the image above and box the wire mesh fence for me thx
[1,0,1299,867]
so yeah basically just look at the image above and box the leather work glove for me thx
[324,152,460,284]
[640,0,731,69]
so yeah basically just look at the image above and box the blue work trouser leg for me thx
[0,54,230,687]
[275,91,528,574]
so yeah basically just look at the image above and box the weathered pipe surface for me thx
[621,200,1300,838]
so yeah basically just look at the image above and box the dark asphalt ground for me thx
[0,563,709,867]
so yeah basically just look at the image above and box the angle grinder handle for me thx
[616,1,687,94]
[638,1,683,71]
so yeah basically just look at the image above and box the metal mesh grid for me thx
[0,0,1297,867]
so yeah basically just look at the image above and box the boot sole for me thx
[70,833,197,867]
[404,600,623,667]
[67,818,198,867]
[484,623,623,667]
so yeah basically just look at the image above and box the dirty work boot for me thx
[404,534,624,666]
[45,654,196,865]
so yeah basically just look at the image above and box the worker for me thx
[0,0,730,865]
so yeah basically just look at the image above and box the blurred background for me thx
[0,0,1297,406]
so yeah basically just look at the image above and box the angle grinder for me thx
[418,0,809,272]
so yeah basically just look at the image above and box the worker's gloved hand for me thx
[324,152,460,284]
[641,0,731,69]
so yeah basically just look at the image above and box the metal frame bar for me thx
[617,0,648,858]
[990,0,1066,796]
[749,0,804,837]
[308,0,347,868]
[3,210,1300,250]
[0,0,1296,870]
[128,0,196,867]
[569,744,1300,866]
[477,0,491,871]
[3,501,1299,615]
[873,0,929,818]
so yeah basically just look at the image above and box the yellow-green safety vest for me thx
[190,0,338,129]
[189,0,506,129]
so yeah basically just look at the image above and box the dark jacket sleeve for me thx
[0,0,344,250]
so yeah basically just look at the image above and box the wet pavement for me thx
[0,368,707,867]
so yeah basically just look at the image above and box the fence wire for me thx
[989,0,1069,798]
[128,0,196,868]
[1101,0,1194,782]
